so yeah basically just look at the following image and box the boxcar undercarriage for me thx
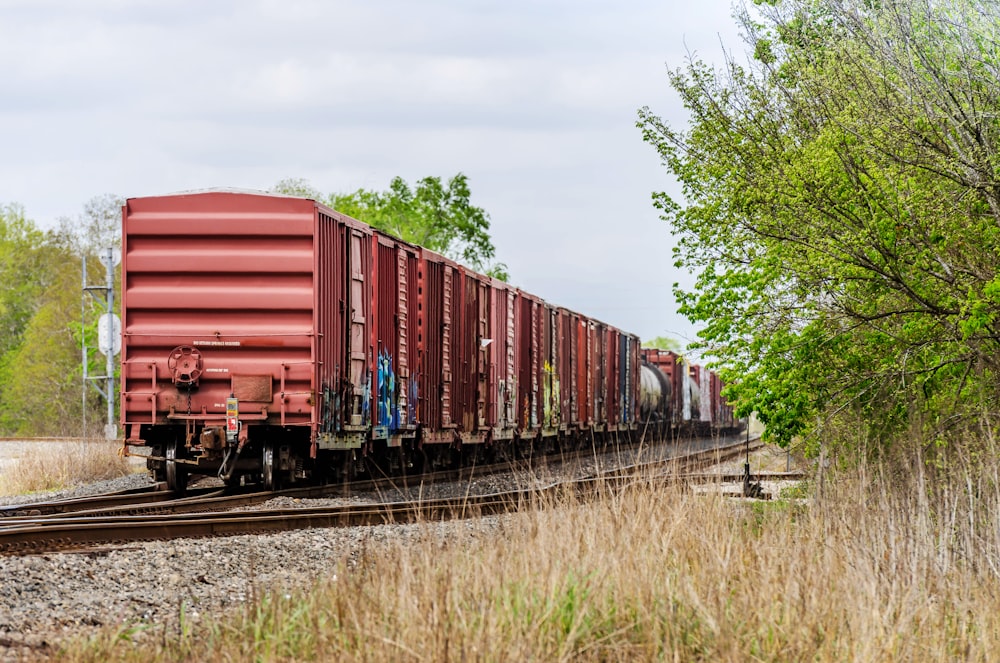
[129,421,655,493]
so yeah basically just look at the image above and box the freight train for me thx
[120,190,738,492]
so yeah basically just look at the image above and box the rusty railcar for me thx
[122,191,379,490]
[639,347,740,437]
[605,327,640,433]
[710,371,735,430]
[413,249,521,465]
[487,277,518,443]
[640,348,680,430]
[515,289,545,437]
[371,233,420,448]
[122,190,666,490]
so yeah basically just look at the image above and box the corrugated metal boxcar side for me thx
[611,329,639,430]
[623,332,640,428]
[576,317,594,427]
[452,268,482,439]
[371,234,420,444]
[515,290,544,435]
[605,327,622,427]
[315,206,374,450]
[415,248,459,443]
[417,249,509,447]
[592,320,608,426]
[488,279,517,440]
[541,303,561,432]
[710,371,734,429]
[123,192,381,486]
[557,308,576,429]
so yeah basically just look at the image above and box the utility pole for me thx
[81,255,87,438]
[83,247,121,440]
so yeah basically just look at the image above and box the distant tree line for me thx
[640,0,1000,455]
[0,195,122,436]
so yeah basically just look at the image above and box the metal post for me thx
[83,247,120,441]
[82,256,87,438]
[104,247,115,440]
[742,416,762,498]
[744,422,750,489]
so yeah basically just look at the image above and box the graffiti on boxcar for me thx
[530,387,538,428]
[360,370,372,426]
[320,383,333,434]
[497,378,514,429]
[620,335,631,424]
[407,373,418,425]
[376,350,399,430]
[543,361,560,428]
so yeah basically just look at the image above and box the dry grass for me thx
[0,440,135,495]
[59,444,1000,662]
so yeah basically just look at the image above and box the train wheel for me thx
[262,443,279,491]
[165,440,188,495]
[409,448,428,476]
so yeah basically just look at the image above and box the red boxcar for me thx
[371,233,420,444]
[122,190,646,488]
[122,191,380,489]
[487,278,518,441]
[413,248,456,444]
[416,254,491,442]
[515,289,545,436]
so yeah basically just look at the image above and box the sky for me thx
[0,0,746,350]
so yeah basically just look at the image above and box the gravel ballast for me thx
[0,435,790,658]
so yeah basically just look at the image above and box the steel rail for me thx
[2,438,765,531]
[0,442,764,533]
[0,486,223,519]
[1,434,756,522]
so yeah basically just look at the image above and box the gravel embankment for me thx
[0,512,512,659]
[0,436,791,659]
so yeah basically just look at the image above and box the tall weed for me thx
[61,442,1000,661]
[0,440,134,495]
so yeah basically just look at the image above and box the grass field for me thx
[48,441,1000,662]
[0,439,136,495]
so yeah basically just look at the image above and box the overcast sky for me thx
[1,0,745,349]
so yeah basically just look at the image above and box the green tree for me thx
[0,198,122,436]
[0,204,49,359]
[0,250,89,435]
[273,174,509,280]
[638,0,1000,451]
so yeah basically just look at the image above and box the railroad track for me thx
[0,485,222,518]
[0,456,539,521]
[0,436,765,555]
[0,456,586,522]
[1,431,753,520]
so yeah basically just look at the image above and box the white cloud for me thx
[0,0,745,341]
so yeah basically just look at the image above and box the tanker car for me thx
[120,190,735,492]
[639,348,736,438]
